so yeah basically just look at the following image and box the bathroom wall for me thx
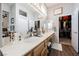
[47,3,79,53]
[2,3,10,12]
[15,3,38,33]
[14,3,48,33]
[9,4,16,32]
[47,3,74,43]
[72,3,79,53]
[0,3,2,47]
[2,3,11,31]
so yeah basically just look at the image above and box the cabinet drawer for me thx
[33,42,44,56]
[41,47,48,56]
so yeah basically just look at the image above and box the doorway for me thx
[59,15,71,45]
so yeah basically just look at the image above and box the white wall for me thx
[2,3,10,12]
[15,3,48,33]
[72,4,79,53]
[47,3,74,42]
[47,3,79,53]
[2,3,11,30]
[0,3,2,47]
[9,4,16,32]
[15,3,38,33]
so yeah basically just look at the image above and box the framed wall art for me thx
[54,7,63,15]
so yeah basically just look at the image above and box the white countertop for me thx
[0,31,54,56]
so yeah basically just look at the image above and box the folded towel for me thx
[48,42,51,47]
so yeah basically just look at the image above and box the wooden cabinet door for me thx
[33,42,44,56]
[41,47,48,56]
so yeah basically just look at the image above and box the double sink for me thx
[0,34,44,56]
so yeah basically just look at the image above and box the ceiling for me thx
[6,3,15,7]
[7,3,59,9]
[5,3,73,8]
[45,3,60,8]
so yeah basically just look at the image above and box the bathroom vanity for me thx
[0,31,55,56]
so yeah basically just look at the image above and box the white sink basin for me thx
[24,36,40,43]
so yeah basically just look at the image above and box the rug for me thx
[51,43,62,51]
